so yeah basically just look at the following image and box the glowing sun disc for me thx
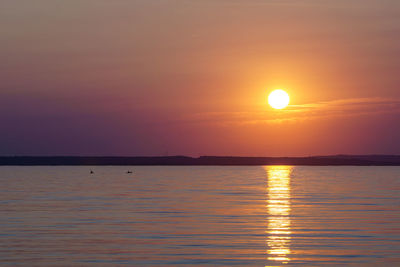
[268,90,290,109]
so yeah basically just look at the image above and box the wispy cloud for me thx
[180,97,400,125]
[285,97,400,119]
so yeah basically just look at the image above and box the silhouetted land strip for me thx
[2,155,400,165]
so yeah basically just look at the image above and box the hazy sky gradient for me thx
[1,0,400,156]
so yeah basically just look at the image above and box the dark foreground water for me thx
[0,166,399,266]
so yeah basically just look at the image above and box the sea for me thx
[0,166,399,266]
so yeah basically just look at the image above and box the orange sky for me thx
[1,0,400,156]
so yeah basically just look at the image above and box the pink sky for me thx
[1,0,400,156]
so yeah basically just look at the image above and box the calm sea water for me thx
[0,166,399,266]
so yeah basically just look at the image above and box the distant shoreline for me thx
[1,155,400,166]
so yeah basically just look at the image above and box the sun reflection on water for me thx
[265,166,292,264]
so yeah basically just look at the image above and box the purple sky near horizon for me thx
[1,0,400,156]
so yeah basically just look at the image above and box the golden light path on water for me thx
[265,166,293,264]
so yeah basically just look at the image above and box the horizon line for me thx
[1,154,400,158]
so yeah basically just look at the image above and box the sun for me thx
[268,89,290,109]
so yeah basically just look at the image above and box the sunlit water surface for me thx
[0,166,399,266]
